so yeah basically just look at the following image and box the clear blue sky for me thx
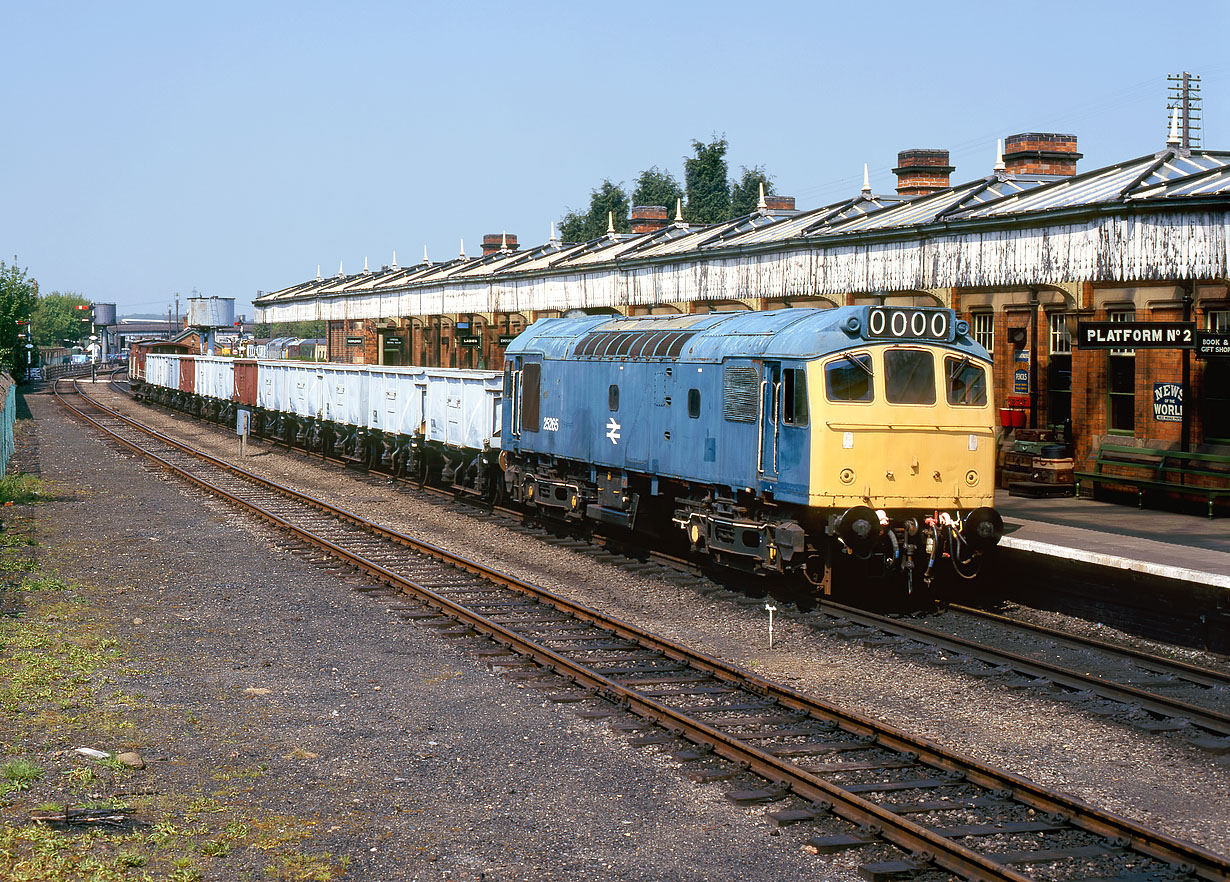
[3,0,1227,320]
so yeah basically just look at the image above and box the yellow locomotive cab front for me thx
[809,345,997,511]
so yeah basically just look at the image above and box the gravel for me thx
[20,381,1228,877]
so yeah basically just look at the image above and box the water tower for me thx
[92,303,117,361]
[186,296,236,356]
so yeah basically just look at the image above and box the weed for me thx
[16,575,72,591]
[2,757,44,790]
[264,850,350,881]
[116,851,147,867]
[0,474,46,504]
[63,765,96,790]
[169,860,203,882]
[0,555,38,573]
[200,838,232,856]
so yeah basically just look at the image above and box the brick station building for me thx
[255,130,1230,468]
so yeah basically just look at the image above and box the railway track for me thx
[111,374,1230,740]
[57,377,1230,882]
[799,600,1230,743]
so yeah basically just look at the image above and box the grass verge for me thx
[0,514,351,881]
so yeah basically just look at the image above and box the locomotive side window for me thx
[825,353,873,402]
[609,384,619,412]
[945,356,988,406]
[688,388,700,418]
[502,361,512,396]
[884,349,936,405]
[782,368,808,425]
[521,363,541,431]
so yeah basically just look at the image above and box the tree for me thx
[31,291,90,348]
[0,258,37,378]
[729,166,775,219]
[684,137,731,225]
[559,179,630,243]
[252,320,325,339]
[631,167,683,218]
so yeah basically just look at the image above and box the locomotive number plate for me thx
[866,307,951,342]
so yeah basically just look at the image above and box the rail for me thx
[55,377,1230,882]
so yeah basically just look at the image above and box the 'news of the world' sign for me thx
[1077,322,1195,349]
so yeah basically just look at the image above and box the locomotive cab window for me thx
[782,368,808,425]
[884,349,936,405]
[825,353,873,402]
[944,356,987,407]
[608,384,619,412]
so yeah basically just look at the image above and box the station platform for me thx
[995,490,1230,590]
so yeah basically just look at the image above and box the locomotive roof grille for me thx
[572,329,698,360]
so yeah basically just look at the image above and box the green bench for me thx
[1074,443,1230,518]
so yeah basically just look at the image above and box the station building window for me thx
[1203,309,1230,442]
[1107,309,1135,433]
[971,313,994,355]
[1047,312,1073,429]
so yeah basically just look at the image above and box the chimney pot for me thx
[629,205,669,234]
[893,149,954,196]
[481,233,518,256]
[1002,133,1081,176]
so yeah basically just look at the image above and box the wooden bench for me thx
[1074,443,1230,518]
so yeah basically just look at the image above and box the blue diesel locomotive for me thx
[500,306,1002,591]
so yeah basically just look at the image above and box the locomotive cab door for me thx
[759,361,781,485]
[506,356,541,443]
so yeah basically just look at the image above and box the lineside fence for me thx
[0,374,14,475]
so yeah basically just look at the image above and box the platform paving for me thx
[995,490,1230,589]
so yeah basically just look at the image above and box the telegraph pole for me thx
[1167,71,1202,149]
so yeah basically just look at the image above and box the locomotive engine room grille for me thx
[573,330,697,360]
[722,366,759,421]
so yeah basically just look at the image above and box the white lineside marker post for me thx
[237,408,251,457]
[765,601,777,648]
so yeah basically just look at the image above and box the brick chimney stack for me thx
[629,205,669,234]
[481,233,518,256]
[1002,133,1082,176]
[893,149,955,196]
[763,195,796,212]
